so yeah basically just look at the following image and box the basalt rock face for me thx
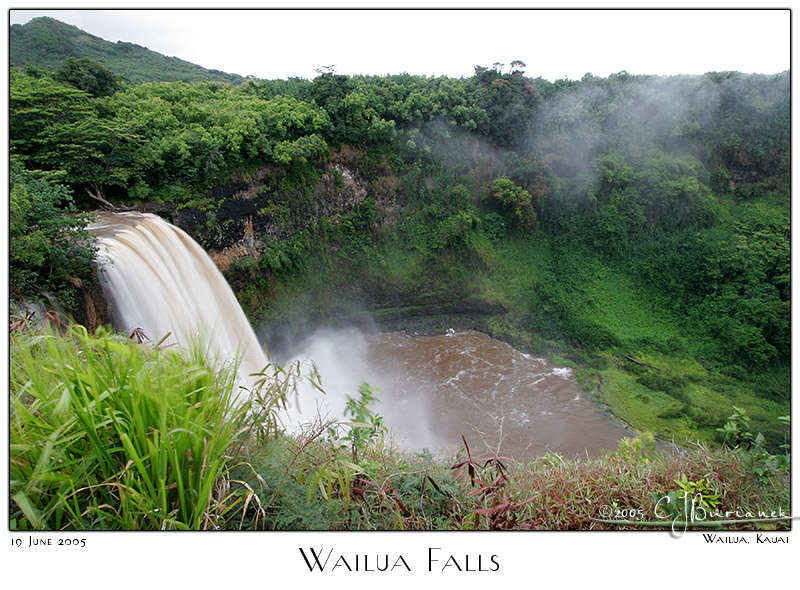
[12,268,112,333]
[70,268,111,332]
[141,155,399,272]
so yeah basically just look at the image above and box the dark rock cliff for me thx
[70,268,110,332]
[141,155,399,272]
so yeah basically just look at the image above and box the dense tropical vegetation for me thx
[9,18,790,530]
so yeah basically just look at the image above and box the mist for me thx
[527,71,789,180]
[273,326,443,452]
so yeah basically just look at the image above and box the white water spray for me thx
[88,212,269,404]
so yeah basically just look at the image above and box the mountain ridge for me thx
[10,16,248,85]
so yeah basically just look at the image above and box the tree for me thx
[510,60,526,75]
[10,66,143,203]
[636,151,715,230]
[505,151,554,223]
[467,64,541,147]
[54,57,122,97]
[9,66,94,160]
[35,108,142,205]
[484,178,538,230]
[309,72,356,144]
[582,153,645,256]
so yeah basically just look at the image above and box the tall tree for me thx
[54,57,122,97]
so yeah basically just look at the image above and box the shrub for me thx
[9,162,96,309]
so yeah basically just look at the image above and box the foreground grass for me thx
[10,324,251,530]
[10,325,790,531]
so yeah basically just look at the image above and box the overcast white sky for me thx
[8,4,791,81]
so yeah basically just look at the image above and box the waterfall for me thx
[87,211,269,405]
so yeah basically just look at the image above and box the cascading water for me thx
[88,211,270,405]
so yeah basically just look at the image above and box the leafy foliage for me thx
[54,57,122,97]
[484,178,537,230]
[342,382,386,454]
[716,407,790,483]
[467,63,541,147]
[9,161,96,308]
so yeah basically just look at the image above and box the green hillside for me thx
[9,16,247,85]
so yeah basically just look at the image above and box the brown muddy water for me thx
[279,328,631,461]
